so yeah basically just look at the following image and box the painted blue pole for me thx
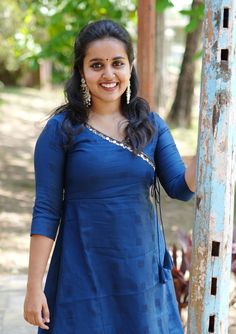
[187,1,236,333]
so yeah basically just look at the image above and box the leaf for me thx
[179,9,192,16]
[99,7,107,15]
[156,0,174,13]
[185,19,198,33]
[192,49,203,61]
[195,3,204,20]
[180,3,204,33]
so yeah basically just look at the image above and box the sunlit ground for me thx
[0,87,64,275]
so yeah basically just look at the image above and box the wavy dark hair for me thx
[52,19,156,154]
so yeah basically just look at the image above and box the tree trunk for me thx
[155,11,166,115]
[137,0,156,109]
[167,0,203,127]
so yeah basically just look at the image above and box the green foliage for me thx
[156,0,174,13]
[0,1,25,72]
[31,0,137,79]
[179,3,204,33]
[0,0,137,83]
[192,49,203,61]
[0,0,205,84]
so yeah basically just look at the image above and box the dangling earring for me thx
[81,77,91,107]
[126,80,131,104]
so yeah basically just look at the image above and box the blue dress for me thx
[31,111,194,334]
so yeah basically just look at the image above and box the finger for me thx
[39,320,50,330]
[25,312,36,326]
[24,314,30,324]
[30,313,39,326]
[42,301,50,323]
[24,304,37,325]
[23,309,31,323]
[35,313,49,330]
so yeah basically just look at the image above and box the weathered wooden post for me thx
[137,0,156,109]
[187,1,236,333]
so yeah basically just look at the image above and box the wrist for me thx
[26,279,43,290]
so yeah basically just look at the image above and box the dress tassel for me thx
[163,249,173,269]
[158,250,173,284]
[158,264,169,284]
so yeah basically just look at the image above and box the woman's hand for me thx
[24,235,54,330]
[24,286,50,330]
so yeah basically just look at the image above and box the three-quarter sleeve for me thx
[30,117,66,240]
[152,112,194,201]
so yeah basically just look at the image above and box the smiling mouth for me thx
[100,82,119,89]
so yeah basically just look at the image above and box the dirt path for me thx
[0,87,64,274]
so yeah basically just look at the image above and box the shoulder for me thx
[148,111,170,136]
[42,111,69,136]
[37,112,68,147]
[45,111,68,127]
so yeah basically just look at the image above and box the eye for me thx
[113,60,125,67]
[90,63,103,70]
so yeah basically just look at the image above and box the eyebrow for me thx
[89,56,126,62]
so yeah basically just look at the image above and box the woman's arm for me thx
[24,116,66,330]
[24,235,54,330]
[184,155,197,193]
[26,235,54,290]
[153,112,195,201]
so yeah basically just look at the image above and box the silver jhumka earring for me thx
[81,77,91,107]
[126,80,131,104]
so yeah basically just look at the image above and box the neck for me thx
[90,99,122,118]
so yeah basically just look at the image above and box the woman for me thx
[24,19,196,333]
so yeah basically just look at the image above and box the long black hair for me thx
[53,19,156,154]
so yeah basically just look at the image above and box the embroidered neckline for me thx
[84,122,155,171]
[85,122,126,144]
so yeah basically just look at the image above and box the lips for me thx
[100,82,119,91]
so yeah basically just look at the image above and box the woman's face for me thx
[82,38,132,107]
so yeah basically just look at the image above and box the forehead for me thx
[85,38,128,59]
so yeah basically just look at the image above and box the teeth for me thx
[101,83,117,88]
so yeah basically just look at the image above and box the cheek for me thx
[119,69,131,83]
[84,71,99,86]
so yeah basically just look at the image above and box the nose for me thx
[101,65,115,80]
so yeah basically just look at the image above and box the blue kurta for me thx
[31,111,194,334]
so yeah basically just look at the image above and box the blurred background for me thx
[0,0,235,333]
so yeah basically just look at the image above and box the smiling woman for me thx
[23,19,196,334]
[49,19,156,153]
[82,38,131,112]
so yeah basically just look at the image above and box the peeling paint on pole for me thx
[187,1,236,334]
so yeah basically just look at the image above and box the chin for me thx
[98,95,122,103]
